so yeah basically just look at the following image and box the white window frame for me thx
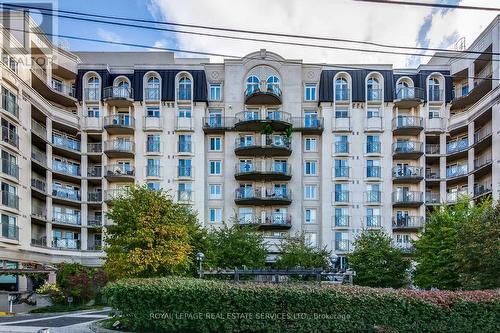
[304,83,317,101]
[209,184,222,200]
[304,137,317,152]
[209,208,222,223]
[209,160,222,175]
[209,83,222,101]
[209,136,222,152]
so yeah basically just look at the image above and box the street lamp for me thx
[196,252,205,279]
[329,254,338,271]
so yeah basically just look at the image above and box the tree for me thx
[275,234,331,269]
[349,229,410,288]
[204,222,267,269]
[453,199,500,289]
[413,199,480,290]
[104,186,203,279]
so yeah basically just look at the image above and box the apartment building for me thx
[1,12,499,290]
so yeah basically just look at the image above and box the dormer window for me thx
[145,75,160,101]
[428,77,442,101]
[335,77,349,101]
[85,76,100,101]
[367,77,381,101]
[246,76,259,95]
[178,76,192,101]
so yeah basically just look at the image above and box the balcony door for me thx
[239,159,253,173]
[273,208,287,224]
[304,110,318,128]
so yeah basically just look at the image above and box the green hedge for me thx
[104,277,500,333]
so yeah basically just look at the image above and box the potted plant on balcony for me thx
[261,124,273,135]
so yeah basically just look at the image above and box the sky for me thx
[23,0,500,68]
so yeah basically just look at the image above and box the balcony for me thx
[392,166,423,183]
[84,88,101,102]
[202,117,235,133]
[235,162,291,181]
[244,84,282,105]
[425,117,445,133]
[31,178,47,193]
[365,216,382,228]
[234,135,291,157]
[392,116,423,135]
[87,240,103,251]
[292,117,324,133]
[234,188,292,205]
[52,187,81,203]
[87,191,103,203]
[175,116,194,131]
[31,204,47,222]
[143,116,163,131]
[365,116,383,132]
[428,88,444,103]
[425,169,440,181]
[177,166,193,180]
[2,126,19,148]
[87,142,102,154]
[31,120,47,141]
[392,191,424,207]
[451,71,492,111]
[52,238,81,250]
[87,218,102,228]
[474,154,492,173]
[334,215,350,228]
[425,192,440,205]
[333,166,349,178]
[103,115,135,134]
[392,216,424,231]
[82,117,102,131]
[87,166,102,178]
[333,191,350,204]
[335,240,350,253]
[1,221,18,241]
[1,158,18,179]
[234,111,291,131]
[394,87,424,108]
[446,138,468,156]
[366,166,381,179]
[447,190,468,204]
[332,117,351,132]
[446,165,468,180]
[52,212,81,227]
[238,214,292,230]
[366,142,381,154]
[1,91,19,120]
[103,140,135,158]
[177,190,194,204]
[474,183,492,198]
[392,141,424,159]
[334,142,349,155]
[144,87,161,102]
[105,188,129,202]
[52,160,81,179]
[473,126,492,151]
[394,242,415,253]
[425,144,440,155]
[103,86,134,106]
[31,237,48,248]
[30,62,77,107]
[31,147,47,168]
[367,89,383,102]
[52,134,81,158]
[365,191,381,204]
[104,164,135,181]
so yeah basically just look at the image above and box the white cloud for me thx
[148,0,497,67]
[97,28,123,44]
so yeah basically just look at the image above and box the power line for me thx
[2,2,499,60]
[2,25,497,83]
[354,0,500,11]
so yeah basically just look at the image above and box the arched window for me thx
[146,76,160,101]
[367,77,380,101]
[178,76,192,100]
[266,76,280,95]
[335,77,349,101]
[114,78,130,98]
[246,76,260,95]
[428,77,441,101]
[86,76,100,100]
[396,79,412,99]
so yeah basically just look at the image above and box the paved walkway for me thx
[0,308,111,333]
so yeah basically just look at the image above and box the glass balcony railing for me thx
[104,115,135,128]
[392,216,424,229]
[365,191,381,203]
[2,126,19,148]
[367,89,382,101]
[334,142,349,154]
[105,164,135,177]
[334,191,349,203]
[392,116,423,129]
[474,183,492,197]
[446,139,468,154]
[2,191,19,209]
[1,221,18,240]
[104,140,135,153]
[87,191,103,202]
[87,142,102,153]
[392,141,423,154]
[52,238,81,250]
[31,178,46,193]
[334,166,349,178]
[335,88,350,101]
[334,215,349,227]
[52,134,81,151]
[392,191,423,204]
[425,192,440,204]
[446,165,468,178]
[1,158,18,179]
[425,144,440,154]
[103,86,133,100]
[52,212,81,226]
[52,160,81,176]
[366,215,381,228]
[52,187,81,201]
[144,87,160,101]
[236,162,291,176]
[87,166,102,178]
[366,142,381,154]
[392,166,423,179]
[1,92,19,118]
[474,154,492,170]
[395,87,424,100]
[428,87,444,102]
[235,188,292,201]
[366,166,381,178]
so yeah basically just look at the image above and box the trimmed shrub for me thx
[104,277,500,333]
